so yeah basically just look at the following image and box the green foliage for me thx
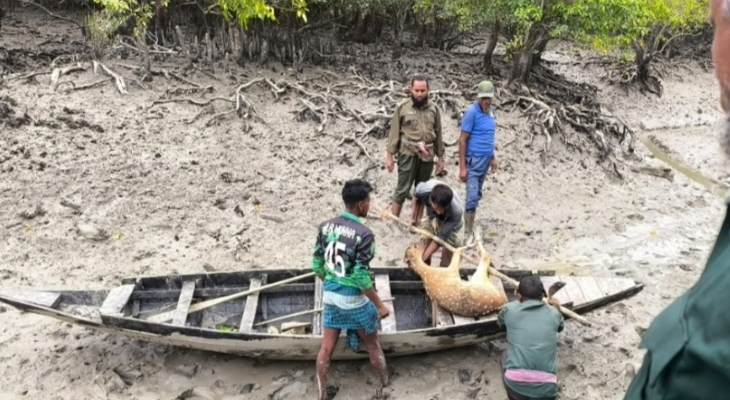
[90,0,162,37]
[84,8,126,58]
[561,0,708,55]
[90,0,309,32]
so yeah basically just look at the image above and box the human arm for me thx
[311,228,327,280]
[385,105,401,172]
[354,233,389,318]
[363,287,389,319]
[548,298,565,333]
[421,240,440,262]
[434,108,445,174]
[459,131,470,182]
[489,111,498,172]
[497,304,508,328]
[410,196,425,227]
[459,107,474,182]
[458,107,474,182]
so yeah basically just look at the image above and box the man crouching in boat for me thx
[311,178,390,399]
[498,275,564,400]
[410,179,465,266]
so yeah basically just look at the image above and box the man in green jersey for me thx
[311,178,390,400]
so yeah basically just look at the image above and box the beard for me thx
[411,95,428,108]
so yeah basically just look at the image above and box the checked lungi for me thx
[322,280,380,351]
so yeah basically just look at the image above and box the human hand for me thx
[548,297,561,308]
[436,158,444,174]
[385,155,394,173]
[459,168,467,182]
[490,157,498,172]
[377,304,390,319]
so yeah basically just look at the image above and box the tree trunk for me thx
[483,18,501,73]
[531,37,549,68]
[509,26,547,84]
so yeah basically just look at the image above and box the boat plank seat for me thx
[575,277,604,304]
[313,278,323,335]
[100,284,135,315]
[172,281,196,326]
[613,278,638,292]
[375,275,396,333]
[595,277,619,298]
[559,277,587,305]
[239,275,267,333]
[431,301,454,327]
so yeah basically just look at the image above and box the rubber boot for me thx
[464,211,476,245]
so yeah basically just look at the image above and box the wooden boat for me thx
[0,267,643,361]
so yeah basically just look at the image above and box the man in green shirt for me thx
[622,0,730,398]
[498,275,564,400]
[385,74,446,219]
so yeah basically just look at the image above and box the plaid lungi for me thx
[322,280,380,351]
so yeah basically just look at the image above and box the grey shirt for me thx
[414,179,464,241]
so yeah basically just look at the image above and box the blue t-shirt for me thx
[461,102,496,157]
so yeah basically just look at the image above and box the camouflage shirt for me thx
[311,211,376,291]
[386,98,445,162]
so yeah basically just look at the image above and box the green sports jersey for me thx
[311,212,376,291]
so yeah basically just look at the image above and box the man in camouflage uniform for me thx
[385,74,446,218]
[622,0,730,398]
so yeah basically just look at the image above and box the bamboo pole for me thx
[253,297,395,328]
[145,272,317,324]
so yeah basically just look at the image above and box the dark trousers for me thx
[501,351,556,400]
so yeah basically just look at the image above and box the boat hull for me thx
[0,291,506,360]
[0,267,644,361]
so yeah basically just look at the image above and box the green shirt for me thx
[386,98,445,161]
[497,299,565,398]
[311,211,376,291]
[624,202,730,400]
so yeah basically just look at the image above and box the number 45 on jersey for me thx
[324,241,347,277]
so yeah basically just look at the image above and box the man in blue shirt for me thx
[459,80,498,241]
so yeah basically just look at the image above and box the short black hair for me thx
[342,179,373,207]
[518,275,545,301]
[429,184,452,209]
[411,73,430,89]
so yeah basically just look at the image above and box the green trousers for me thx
[392,154,433,205]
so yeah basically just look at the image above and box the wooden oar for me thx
[378,209,591,327]
[145,272,317,324]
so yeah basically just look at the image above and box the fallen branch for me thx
[92,61,127,95]
[61,78,111,92]
[165,70,204,88]
[151,96,232,108]
[50,63,86,90]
